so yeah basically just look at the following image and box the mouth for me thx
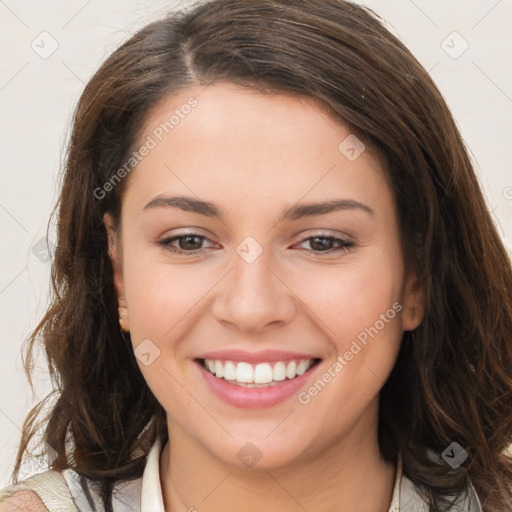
[197,358,322,388]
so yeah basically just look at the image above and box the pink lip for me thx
[195,359,321,408]
[196,349,318,364]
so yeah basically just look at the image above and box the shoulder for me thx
[0,489,48,511]
[0,469,78,512]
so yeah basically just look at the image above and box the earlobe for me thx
[118,306,130,332]
[401,272,425,331]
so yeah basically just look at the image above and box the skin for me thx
[105,82,424,512]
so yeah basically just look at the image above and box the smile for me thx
[201,358,318,387]
[194,349,322,407]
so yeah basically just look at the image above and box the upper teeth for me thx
[204,359,315,385]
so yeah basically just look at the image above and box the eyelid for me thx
[294,230,353,243]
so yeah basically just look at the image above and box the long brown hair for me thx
[13,1,512,510]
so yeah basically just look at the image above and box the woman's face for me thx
[106,82,424,469]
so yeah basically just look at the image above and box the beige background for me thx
[1,0,511,487]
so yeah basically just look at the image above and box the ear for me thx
[104,212,126,308]
[401,271,425,331]
[104,213,130,332]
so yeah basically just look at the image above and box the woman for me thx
[1,0,511,510]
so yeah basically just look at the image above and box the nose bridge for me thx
[212,236,295,332]
[233,239,274,296]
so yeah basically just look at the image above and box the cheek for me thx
[292,247,405,399]
[291,253,404,345]
[121,239,223,350]
[293,250,405,421]
[124,266,204,338]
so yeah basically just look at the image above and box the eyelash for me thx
[159,233,355,256]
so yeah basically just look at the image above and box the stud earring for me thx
[118,306,130,332]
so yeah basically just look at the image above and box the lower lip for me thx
[196,360,320,408]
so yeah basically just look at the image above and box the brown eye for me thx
[159,233,215,254]
[296,236,354,254]
[176,235,204,251]
[309,237,335,251]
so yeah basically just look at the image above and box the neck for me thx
[159,420,396,512]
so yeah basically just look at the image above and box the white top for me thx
[65,437,403,511]
[1,437,484,511]
[141,439,401,511]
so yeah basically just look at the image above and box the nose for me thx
[211,244,297,334]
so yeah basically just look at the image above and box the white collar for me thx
[140,437,165,512]
[140,437,402,512]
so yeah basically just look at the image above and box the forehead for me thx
[122,82,393,222]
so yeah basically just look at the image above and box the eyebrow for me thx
[143,195,375,221]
